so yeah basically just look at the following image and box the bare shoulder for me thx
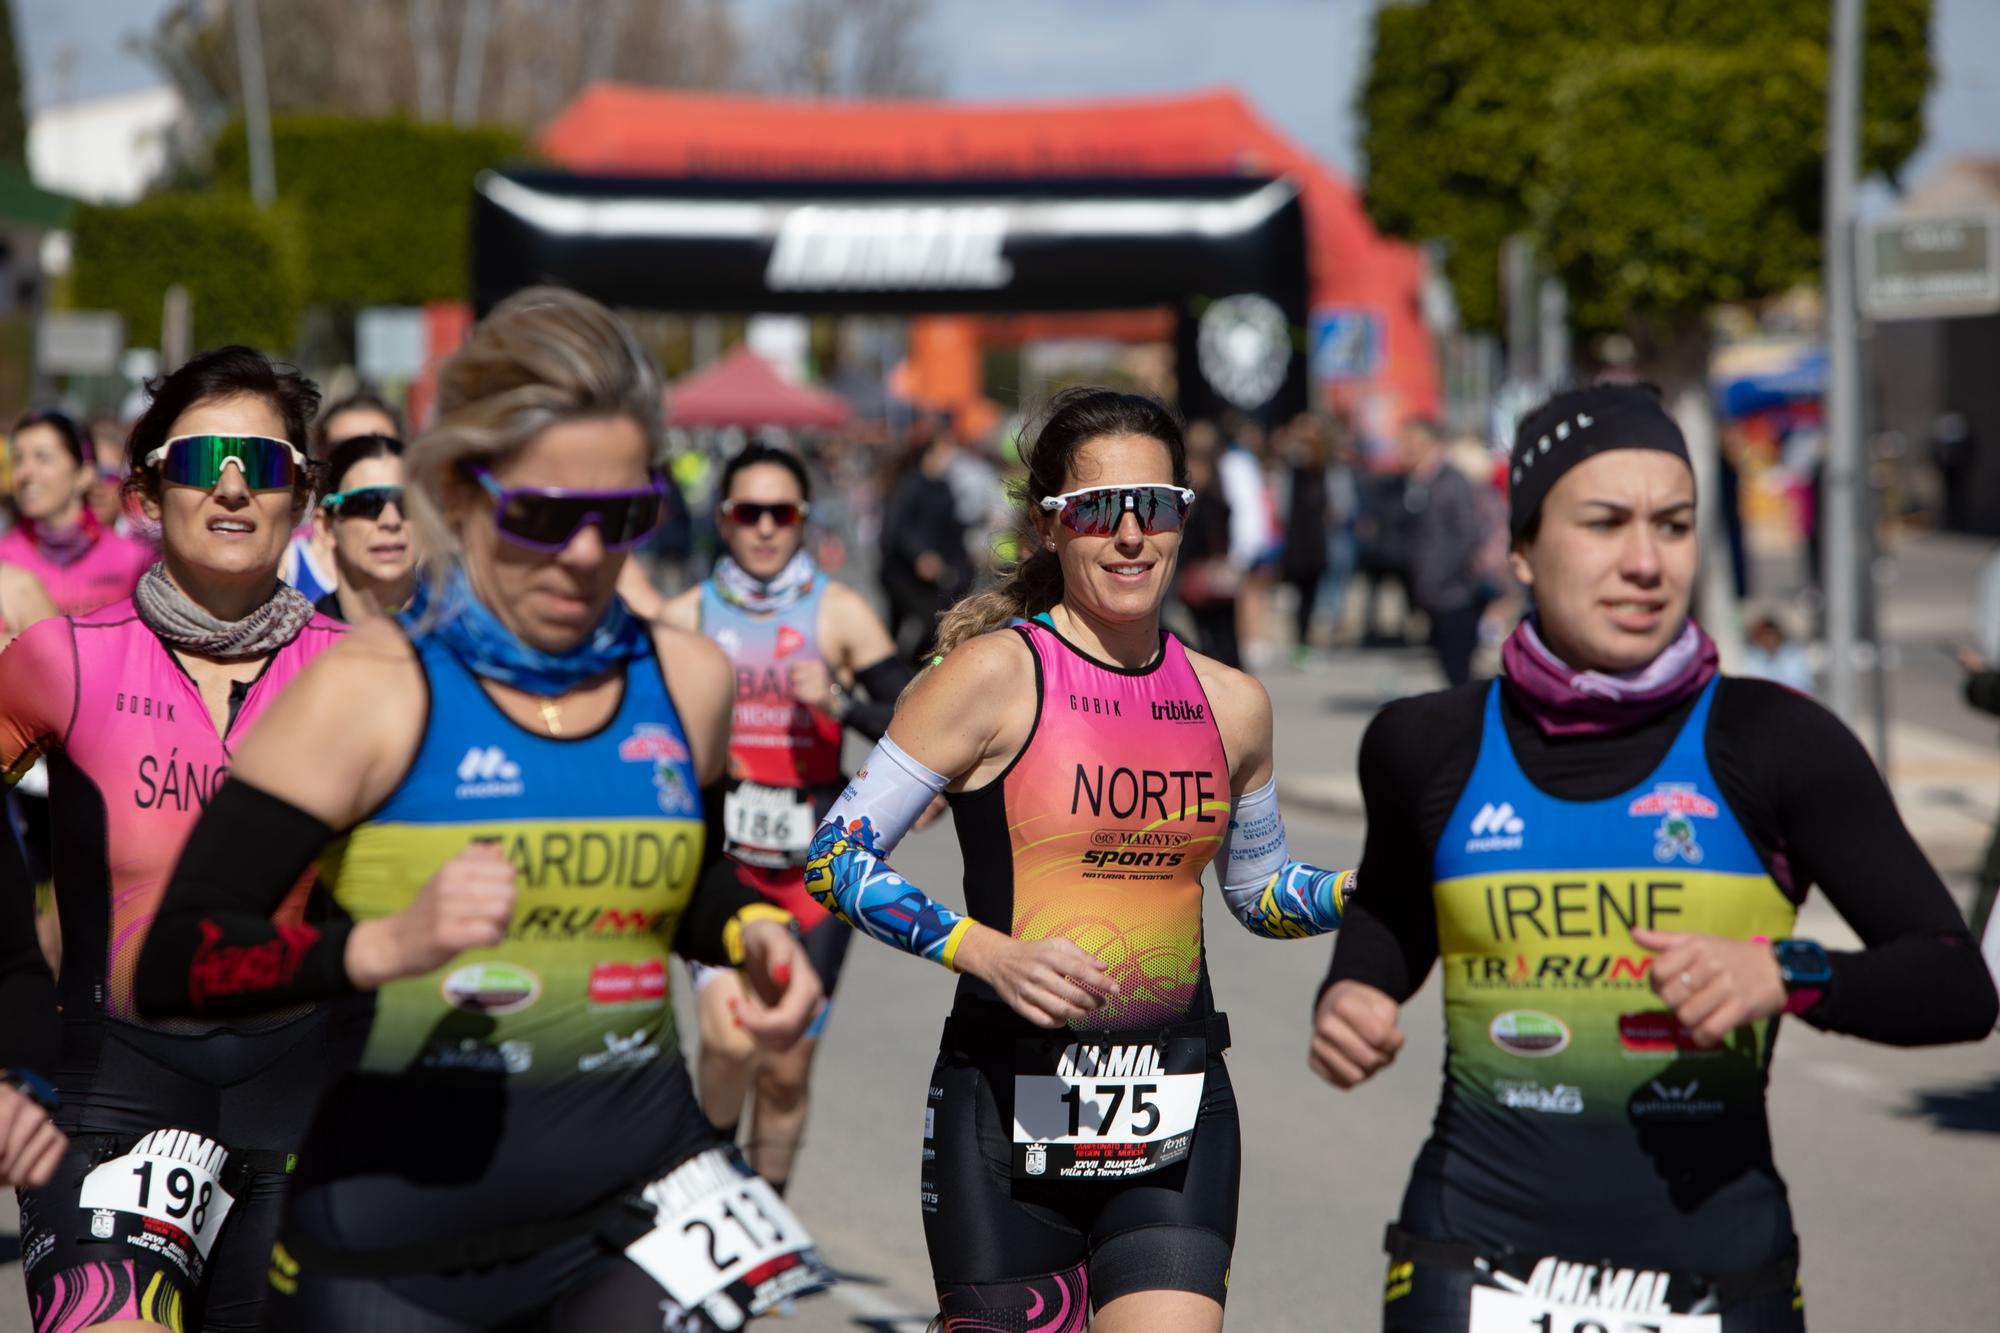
[265,616,424,730]
[651,620,730,690]
[657,586,701,631]
[1184,646,1272,729]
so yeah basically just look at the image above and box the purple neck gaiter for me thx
[27,511,98,568]
[1500,616,1718,737]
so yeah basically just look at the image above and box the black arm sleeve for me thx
[1965,669,2000,719]
[1322,697,1457,1004]
[1716,680,1998,1045]
[841,654,913,742]
[672,784,771,967]
[134,778,355,1018]
[0,822,57,1073]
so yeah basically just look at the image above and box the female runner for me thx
[805,386,1353,1333]
[648,441,910,1195]
[310,432,416,623]
[137,288,827,1330]
[0,348,346,1333]
[1311,383,1999,1332]
[1,409,155,617]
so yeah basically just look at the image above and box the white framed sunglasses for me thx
[142,433,309,491]
[1038,484,1196,536]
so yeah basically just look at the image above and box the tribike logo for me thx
[765,204,1013,292]
[588,959,667,1008]
[617,725,690,765]
[455,746,523,799]
[1149,699,1208,724]
[1081,828,1192,870]
[1524,1257,1673,1318]
[1631,1077,1726,1120]
[512,905,670,940]
[1488,1009,1571,1057]
[1464,802,1525,853]
[440,961,541,1015]
[578,1026,662,1073]
[775,625,806,658]
[1627,783,1717,864]
[1492,1078,1584,1114]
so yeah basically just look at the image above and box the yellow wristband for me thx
[938,918,976,973]
[722,903,798,966]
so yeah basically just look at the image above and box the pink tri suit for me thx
[0,598,345,1333]
[0,514,156,620]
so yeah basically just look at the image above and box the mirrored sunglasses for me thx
[472,466,667,554]
[143,434,307,491]
[1038,484,1196,537]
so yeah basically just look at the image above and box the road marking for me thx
[1797,1061,1884,1094]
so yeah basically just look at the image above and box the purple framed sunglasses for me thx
[471,466,669,553]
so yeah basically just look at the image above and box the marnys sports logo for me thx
[1464,801,1525,853]
[455,746,523,799]
[1627,783,1717,864]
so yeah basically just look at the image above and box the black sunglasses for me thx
[320,484,405,521]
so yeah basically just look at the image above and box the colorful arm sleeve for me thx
[1217,778,1351,938]
[803,736,973,970]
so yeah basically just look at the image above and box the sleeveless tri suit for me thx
[0,600,344,1333]
[1386,680,1804,1332]
[696,577,851,1017]
[923,617,1240,1326]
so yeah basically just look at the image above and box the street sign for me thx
[1310,307,1381,381]
[1857,211,2000,320]
[36,310,123,375]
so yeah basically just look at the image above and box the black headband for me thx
[1508,384,1691,541]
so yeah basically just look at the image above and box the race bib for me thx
[1012,1035,1205,1181]
[76,1129,238,1281]
[724,782,813,859]
[624,1147,833,1329]
[1469,1284,1722,1333]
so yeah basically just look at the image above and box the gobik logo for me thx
[455,746,523,799]
[1465,802,1525,853]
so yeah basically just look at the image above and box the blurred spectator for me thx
[945,431,1010,576]
[880,417,972,662]
[1353,464,1414,646]
[1279,415,1330,663]
[1401,417,1489,686]
[1931,411,1975,534]
[1314,420,1362,644]
[1177,425,1242,667]
[1218,414,1279,669]
[1959,645,2000,940]
[1741,608,1814,694]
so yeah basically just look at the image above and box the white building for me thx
[27,85,186,206]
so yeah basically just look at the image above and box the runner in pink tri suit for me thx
[0,348,345,1333]
[2,410,155,618]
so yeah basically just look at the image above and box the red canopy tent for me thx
[668,346,852,429]
[540,84,1440,422]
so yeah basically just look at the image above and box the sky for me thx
[12,0,1999,191]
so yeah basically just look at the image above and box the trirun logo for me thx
[455,746,523,799]
[1464,801,1525,852]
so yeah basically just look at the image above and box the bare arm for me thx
[651,622,733,786]
[0,567,57,650]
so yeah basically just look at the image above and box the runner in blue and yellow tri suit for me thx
[1311,383,1998,1333]
[137,289,828,1331]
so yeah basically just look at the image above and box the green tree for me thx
[209,116,527,308]
[1360,0,1931,379]
[71,195,305,350]
[0,0,27,167]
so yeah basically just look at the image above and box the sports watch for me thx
[0,1067,59,1112]
[1771,938,1832,1013]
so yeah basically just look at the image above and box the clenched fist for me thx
[1309,980,1406,1089]
[346,840,520,989]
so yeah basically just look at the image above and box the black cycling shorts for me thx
[1381,1226,1806,1333]
[919,1037,1239,1321]
[17,1010,332,1333]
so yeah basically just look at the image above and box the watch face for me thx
[1775,940,1833,986]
